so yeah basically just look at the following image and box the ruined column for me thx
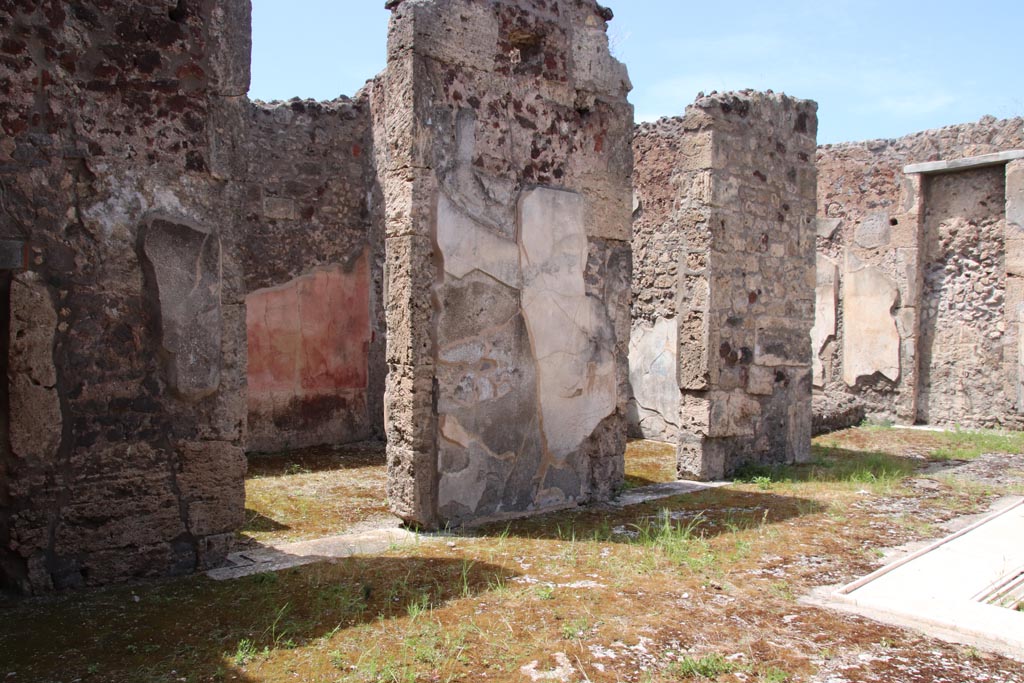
[376,0,634,528]
[672,92,818,480]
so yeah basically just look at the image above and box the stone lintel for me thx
[903,150,1024,175]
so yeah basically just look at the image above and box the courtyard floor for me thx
[2,426,1024,682]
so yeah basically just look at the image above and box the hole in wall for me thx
[168,0,187,23]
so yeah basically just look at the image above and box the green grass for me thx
[231,638,261,667]
[560,617,590,640]
[628,510,716,572]
[533,584,555,600]
[930,428,1024,461]
[669,653,736,678]
[735,449,917,493]
[760,666,790,682]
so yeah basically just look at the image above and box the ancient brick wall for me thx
[816,117,1024,426]
[0,0,251,592]
[631,92,817,480]
[377,0,634,528]
[239,97,385,452]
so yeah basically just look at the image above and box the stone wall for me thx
[918,166,1009,424]
[239,97,385,452]
[377,0,634,528]
[631,92,817,480]
[815,117,1024,427]
[0,0,251,592]
[629,117,692,442]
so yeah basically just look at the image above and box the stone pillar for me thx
[892,174,925,422]
[1006,160,1024,412]
[0,0,252,593]
[674,92,818,480]
[377,0,634,528]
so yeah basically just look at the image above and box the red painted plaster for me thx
[246,255,370,404]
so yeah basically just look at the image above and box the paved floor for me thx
[809,496,1024,661]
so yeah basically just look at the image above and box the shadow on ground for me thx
[462,447,929,543]
[246,440,386,477]
[241,508,292,534]
[0,555,512,683]
[465,487,827,544]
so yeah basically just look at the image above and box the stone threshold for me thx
[805,496,1024,662]
[208,479,728,581]
[208,525,416,581]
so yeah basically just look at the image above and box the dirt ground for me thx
[2,427,1023,683]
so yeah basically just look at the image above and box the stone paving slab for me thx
[610,480,729,508]
[208,527,420,581]
[807,497,1024,661]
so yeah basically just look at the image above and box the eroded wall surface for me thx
[816,117,1024,426]
[0,0,251,592]
[239,97,384,452]
[629,117,695,441]
[918,167,1010,424]
[632,92,817,480]
[377,0,633,528]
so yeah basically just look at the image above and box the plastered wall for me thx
[239,97,385,453]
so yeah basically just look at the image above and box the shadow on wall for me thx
[245,441,385,476]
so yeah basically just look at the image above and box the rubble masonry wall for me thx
[0,0,251,592]
[0,0,387,593]
[815,117,1024,427]
[631,92,817,479]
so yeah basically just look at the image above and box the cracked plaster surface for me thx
[627,316,679,440]
[519,188,617,462]
[433,187,617,519]
[843,256,901,385]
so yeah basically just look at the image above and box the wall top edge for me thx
[903,150,1024,175]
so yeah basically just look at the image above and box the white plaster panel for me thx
[519,188,616,460]
[628,317,680,437]
[436,193,520,288]
[842,260,901,385]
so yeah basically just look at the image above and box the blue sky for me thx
[249,0,1023,145]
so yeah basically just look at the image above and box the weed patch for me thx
[669,653,736,678]
[929,429,1024,461]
